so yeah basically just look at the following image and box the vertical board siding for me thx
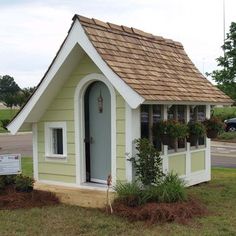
[37,54,126,184]
[168,154,186,176]
[191,151,205,172]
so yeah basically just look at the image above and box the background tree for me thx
[0,75,20,108]
[209,22,236,101]
[15,87,36,107]
[0,75,35,108]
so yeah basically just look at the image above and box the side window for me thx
[140,105,163,151]
[45,122,67,158]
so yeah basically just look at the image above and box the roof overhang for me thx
[143,100,233,106]
[7,18,144,134]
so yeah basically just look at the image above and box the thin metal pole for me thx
[223,0,226,56]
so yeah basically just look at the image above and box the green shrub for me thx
[15,174,34,192]
[217,131,236,140]
[143,185,161,203]
[213,107,236,121]
[0,176,5,191]
[0,119,10,130]
[128,138,164,186]
[3,175,16,185]
[114,182,145,207]
[158,172,187,203]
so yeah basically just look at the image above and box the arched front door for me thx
[84,81,111,183]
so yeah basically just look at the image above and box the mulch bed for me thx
[0,186,60,210]
[110,197,207,224]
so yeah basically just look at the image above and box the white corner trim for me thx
[74,73,116,186]
[32,123,38,181]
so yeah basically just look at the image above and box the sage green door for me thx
[89,81,111,183]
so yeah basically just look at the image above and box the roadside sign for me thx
[0,154,21,175]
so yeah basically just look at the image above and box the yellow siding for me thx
[116,93,126,181]
[191,151,205,172]
[168,154,186,176]
[37,54,126,183]
[38,54,100,183]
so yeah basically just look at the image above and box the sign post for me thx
[0,154,21,175]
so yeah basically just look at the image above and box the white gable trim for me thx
[73,19,144,108]
[7,19,144,134]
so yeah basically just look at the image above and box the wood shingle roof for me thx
[75,14,233,104]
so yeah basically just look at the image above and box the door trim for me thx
[74,73,116,187]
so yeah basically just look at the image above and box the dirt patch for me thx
[0,186,60,210]
[110,197,207,224]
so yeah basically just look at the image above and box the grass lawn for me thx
[1,159,236,235]
[21,157,33,178]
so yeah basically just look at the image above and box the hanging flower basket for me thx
[206,129,218,139]
[203,117,224,139]
[153,120,188,146]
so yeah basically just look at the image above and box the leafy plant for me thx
[3,175,16,185]
[203,117,224,133]
[15,174,34,192]
[114,181,144,207]
[0,176,5,191]
[153,120,188,139]
[129,138,164,186]
[187,121,206,137]
[158,172,186,203]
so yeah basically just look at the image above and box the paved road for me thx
[0,132,32,156]
[211,141,236,168]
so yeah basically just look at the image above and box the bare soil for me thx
[0,186,60,210]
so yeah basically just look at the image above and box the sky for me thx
[0,0,235,88]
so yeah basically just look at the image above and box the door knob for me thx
[90,137,94,144]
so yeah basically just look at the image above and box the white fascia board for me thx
[73,19,144,108]
[7,22,80,134]
[143,100,233,106]
[7,19,144,134]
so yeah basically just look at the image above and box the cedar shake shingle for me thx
[75,15,233,104]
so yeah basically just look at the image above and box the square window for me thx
[45,122,67,158]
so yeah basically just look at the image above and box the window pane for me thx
[190,106,197,121]
[52,128,63,154]
[177,105,186,123]
[197,105,206,122]
[153,105,162,151]
[168,105,175,120]
[141,105,149,139]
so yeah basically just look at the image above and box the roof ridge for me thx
[73,14,183,48]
